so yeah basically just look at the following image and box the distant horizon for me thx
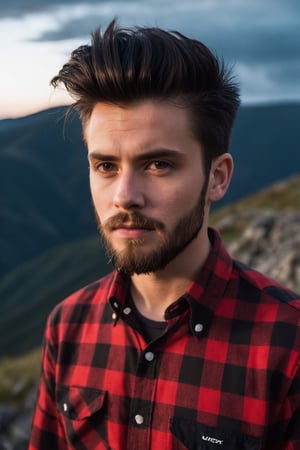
[2,98,300,122]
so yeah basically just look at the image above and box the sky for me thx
[1,0,300,119]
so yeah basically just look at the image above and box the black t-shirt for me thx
[128,295,167,343]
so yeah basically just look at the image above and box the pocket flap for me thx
[56,385,106,420]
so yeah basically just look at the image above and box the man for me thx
[29,20,300,450]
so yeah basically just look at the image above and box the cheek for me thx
[156,183,200,222]
[168,182,200,207]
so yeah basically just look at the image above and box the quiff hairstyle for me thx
[51,19,240,172]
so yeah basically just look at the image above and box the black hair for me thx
[51,19,240,171]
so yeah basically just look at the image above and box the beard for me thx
[95,180,208,276]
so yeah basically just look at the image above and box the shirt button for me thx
[123,307,132,315]
[135,414,144,425]
[112,312,117,320]
[145,351,154,362]
[194,323,204,333]
[113,301,119,309]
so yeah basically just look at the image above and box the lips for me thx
[113,223,154,231]
[103,212,164,234]
[112,224,154,239]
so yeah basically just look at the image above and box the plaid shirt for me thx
[29,228,300,450]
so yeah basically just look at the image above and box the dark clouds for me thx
[30,16,97,42]
[24,0,300,68]
[0,0,128,18]
[2,0,300,105]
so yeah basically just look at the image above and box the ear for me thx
[207,153,234,202]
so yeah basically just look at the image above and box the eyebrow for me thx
[88,148,186,162]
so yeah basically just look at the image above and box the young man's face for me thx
[85,100,211,275]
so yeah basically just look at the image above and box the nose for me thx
[113,169,145,210]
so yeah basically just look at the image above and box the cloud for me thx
[27,0,300,67]
[0,0,128,18]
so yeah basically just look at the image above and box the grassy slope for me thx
[0,348,41,407]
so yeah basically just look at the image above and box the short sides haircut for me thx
[51,19,240,170]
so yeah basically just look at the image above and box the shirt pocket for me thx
[170,417,263,450]
[56,384,108,449]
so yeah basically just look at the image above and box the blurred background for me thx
[0,1,300,448]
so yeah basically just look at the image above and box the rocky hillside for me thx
[212,175,300,293]
[219,209,300,292]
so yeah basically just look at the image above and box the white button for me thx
[112,312,117,320]
[63,403,68,412]
[123,307,131,315]
[135,414,144,425]
[145,352,154,362]
[113,301,119,308]
[194,323,204,333]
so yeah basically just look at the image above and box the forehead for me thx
[84,100,196,149]
[84,101,190,136]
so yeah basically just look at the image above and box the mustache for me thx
[102,211,164,231]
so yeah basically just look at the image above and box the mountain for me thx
[0,107,95,277]
[1,103,300,278]
[226,103,300,205]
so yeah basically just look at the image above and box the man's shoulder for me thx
[231,258,300,313]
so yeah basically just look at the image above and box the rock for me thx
[0,386,37,450]
[10,408,32,441]
[0,405,18,432]
[217,209,300,293]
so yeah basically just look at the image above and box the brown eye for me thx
[148,161,171,170]
[98,162,117,172]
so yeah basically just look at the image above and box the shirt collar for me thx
[172,228,233,338]
[186,227,232,310]
[108,228,233,336]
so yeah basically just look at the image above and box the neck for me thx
[130,227,211,321]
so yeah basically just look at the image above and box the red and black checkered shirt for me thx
[29,228,300,450]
